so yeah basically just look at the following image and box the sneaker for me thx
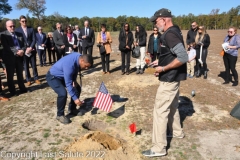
[142,149,167,157]
[188,75,194,78]
[139,69,144,74]
[68,109,85,116]
[167,133,185,139]
[136,68,140,74]
[56,116,71,124]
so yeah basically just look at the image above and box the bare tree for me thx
[210,9,220,29]
[15,0,46,20]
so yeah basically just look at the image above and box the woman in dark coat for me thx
[63,26,78,54]
[147,26,161,62]
[46,32,56,65]
[118,23,134,75]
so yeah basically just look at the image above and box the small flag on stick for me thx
[129,123,136,133]
[93,82,113,112]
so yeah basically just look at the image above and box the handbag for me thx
[132,46,140,58]
[99,45,106,54]
[220,49,224,56]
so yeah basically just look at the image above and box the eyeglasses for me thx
[191,25,196,27]
[228,31,233,33]
[153,30,158,31]
[21,20,27,23]
[8,25,15,28]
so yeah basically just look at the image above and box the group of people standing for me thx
[0,16,96,101]
[186,21,240,87]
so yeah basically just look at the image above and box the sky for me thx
[3,0,239,19]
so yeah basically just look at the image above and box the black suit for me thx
[15,26,39,82]
[53,29,65,60]
[0,30,27,95]
[79,27,95,55]
[63,33,78,53]
[46,37,56,64]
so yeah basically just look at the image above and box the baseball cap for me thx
[150,8,172,22]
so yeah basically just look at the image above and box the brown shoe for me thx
[121,72,125,75]
[102,72,106,75]
[0,96,9,102]
[106,72,110,74]
[26,81,31,86]
[35,80,41,85]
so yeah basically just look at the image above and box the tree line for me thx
[0,0,239,32]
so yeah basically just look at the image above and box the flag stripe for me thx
[93,82,113,112]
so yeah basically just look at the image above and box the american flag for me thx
[93,82,113,112]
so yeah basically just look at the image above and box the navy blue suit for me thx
[36,32,47,66]
[15,26,39,82]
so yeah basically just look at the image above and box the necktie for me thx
[12,33,20,49]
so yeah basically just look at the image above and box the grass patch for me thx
[43,132,50,138]
[48,139,62,145]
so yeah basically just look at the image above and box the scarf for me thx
[67,33,73,42]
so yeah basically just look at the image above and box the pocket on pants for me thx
[155,95,170,109]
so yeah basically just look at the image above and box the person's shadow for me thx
[218,71,233,82]
[167,96,195,150]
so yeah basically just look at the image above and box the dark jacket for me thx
[0,30,26,65]
[147,32,161,54]
[46,37,55,49]
[79,27,95,47]
[63,33,78,52]
[135,25,147,47]
[15,26,36,49]
[35,32,47,49]
[186,28,198,45]
[118,29,134,51]
[195,34,210,49]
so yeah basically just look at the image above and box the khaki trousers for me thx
[187,60,195,76]
[151,81,183,152]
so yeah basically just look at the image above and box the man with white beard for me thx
[142,8,188,157]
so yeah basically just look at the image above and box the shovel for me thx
[198,45,203,65]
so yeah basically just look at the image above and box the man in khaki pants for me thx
[142,8,188,157]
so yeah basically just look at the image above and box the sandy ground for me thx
[0,30,240,160]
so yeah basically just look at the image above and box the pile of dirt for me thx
[63,131,140,160]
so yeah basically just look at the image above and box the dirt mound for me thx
[63,131,140,160]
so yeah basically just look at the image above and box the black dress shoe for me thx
[232,81,238,86]
[121,72,125,75]
[126,72,130,75]
[20,89,30,94]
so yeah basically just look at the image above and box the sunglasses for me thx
[191,25,196,27]
[153,30,158,31]
[228,31,233,33]
[21,20,27,23]
[9,25,15,28]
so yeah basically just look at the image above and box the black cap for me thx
[150,8,172,22]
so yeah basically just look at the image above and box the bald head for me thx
[6,20,15,33]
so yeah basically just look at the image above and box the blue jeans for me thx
[46,71,81,116]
